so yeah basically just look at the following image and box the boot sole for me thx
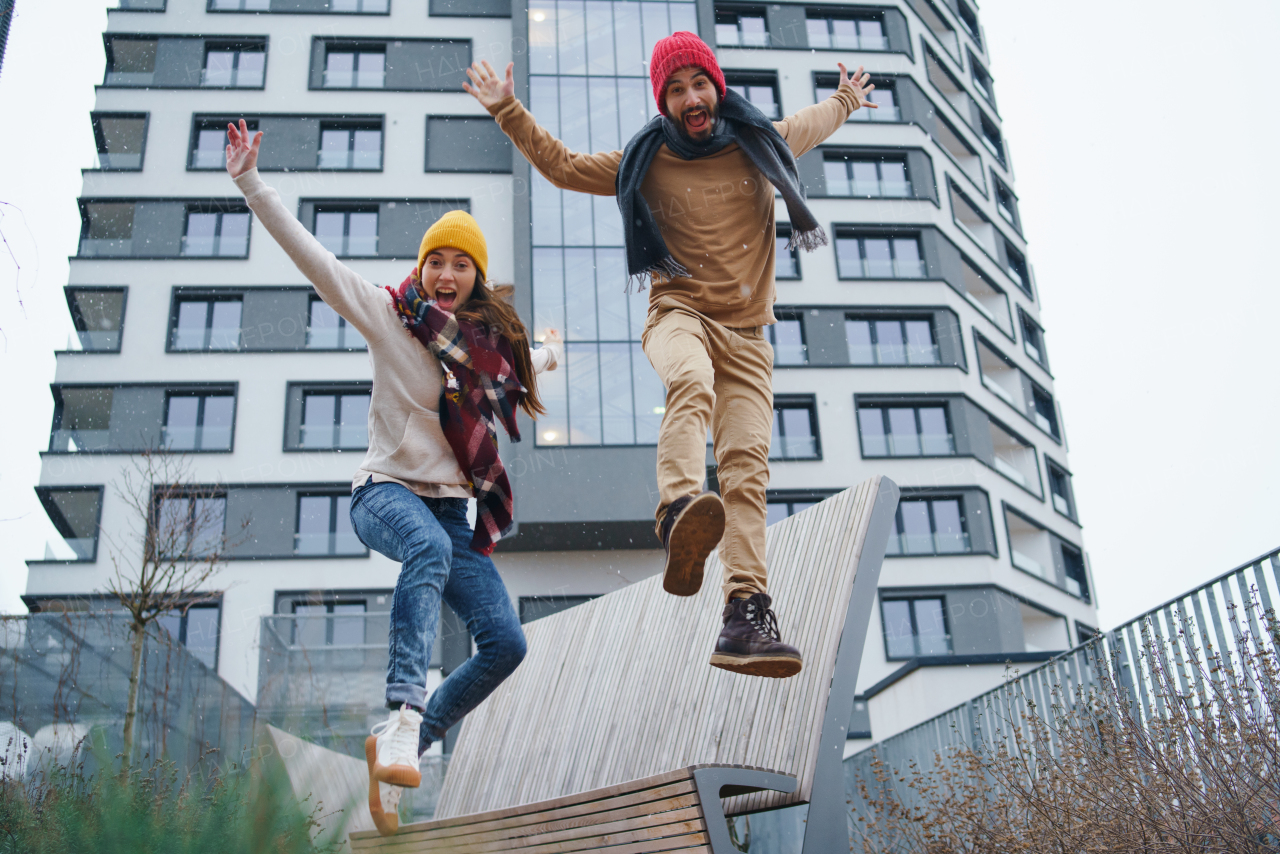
[663,493,726,597]
[709,652,804,679]
[365,736,399,837]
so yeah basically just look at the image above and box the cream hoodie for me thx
[233,168,560,498]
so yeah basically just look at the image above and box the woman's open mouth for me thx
[435,287,458,310]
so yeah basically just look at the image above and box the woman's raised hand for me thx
[225,119,263,179]
[463,61,515,109]
[837,63,878,110]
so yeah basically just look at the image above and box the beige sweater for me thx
[489,86,860,327]
[233,168,560,498]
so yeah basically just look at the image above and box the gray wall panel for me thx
[308,38,327,89]
[962,489,995,555]
[109,387,165,450]
[767,4,809,49]
[257,117,321,171]
[896,76,934,129]
[241,290,309,351]
[226,486,297,558]
[426,117,512,172]
[379,199,469,259]
[132,202,186,257]
[385,40,470,91]
[905,149,937,203]
[803,309,848,367]
[796,149,825,196]
[153,37,204,88]
[505,445,658,523]
[884,9,913,59]
[935,308,965,367]
[947,589,1003,655]
[956,398,994,465]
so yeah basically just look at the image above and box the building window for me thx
[155,495,227,558]
[766,498,819,527]
[715,8,768,47]
[770,398,820,460]
[519,596,598,624]
[956,0,982,47]
[1031,386,1059,439]
[835,233,925,279]
[775,226,800,279]
[882,598,951,658]
[190,120,258,170]
[156,604,220,669]
[66,287,126,352]
[1004,241,1031,296]
[318,124,383,170]
[815,74,898,121]
[971,56,995,105]
[201,44,266,88]
[886,497,970,555]
[845,317,940,365]
[79,202,135,258]
[330,0,390,11]
[989,418,1041,495]
[300,390,371,449]
[163,392,235,451]
[92,113,146,170]
[1061,544,1090,601]
[314,207,378,257]
[291,600,368,647]
[980,114,1004,163]
[171,297,243,351]
[295,493,363,556]
[306,298,367,350]
[105,38,157,86]
[858,404,954,457]
[1019,309,1048,368]
[725,74,779,118]
[806,13,886,50]
[36,487,103,562]
[51,388,113,452]
[323,46,386,88]
[182,208,250,257]
[994,178,1019,228]
[209,0,271,9]
[914,0,958,57]
[823,156,910,198]
[768,314,807,365]
[1047,461,1076,520]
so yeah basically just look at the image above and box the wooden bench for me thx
[350,476,899,854]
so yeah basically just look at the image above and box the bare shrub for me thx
[852,596,1280,853]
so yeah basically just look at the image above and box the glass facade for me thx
[527,0,696,446]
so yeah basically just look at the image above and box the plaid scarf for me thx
[386,271,524,556]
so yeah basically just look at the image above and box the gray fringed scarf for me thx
[615,88,827,293]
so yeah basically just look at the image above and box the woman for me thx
[225,121,559,834]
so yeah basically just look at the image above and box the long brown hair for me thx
[455,281,546,419]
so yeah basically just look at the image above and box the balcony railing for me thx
[317,149,382,170]
[74,330,121,351]
[849,104,901,122]
[49,429,111,452]
[842,257,927,279]
[886,530,971,555]
[98,152,142,169]
[78,238,133,257]
[104,72,154,86]
[180,234,248,257]
[294,532,365,556]
[322,70,385,89]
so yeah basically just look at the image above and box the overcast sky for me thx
[1,0,1276,628]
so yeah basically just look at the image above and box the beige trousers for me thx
[641,296,774,602]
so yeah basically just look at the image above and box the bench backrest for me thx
[434,476,899,823]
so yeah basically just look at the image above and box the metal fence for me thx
[0,612,257,780]
[845,545,1280,809]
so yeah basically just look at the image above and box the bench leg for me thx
[692,767,798,854]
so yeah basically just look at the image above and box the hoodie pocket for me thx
[386,410,464,484]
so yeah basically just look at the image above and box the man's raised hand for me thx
[837,63,878,110]
[225,119,263,178]
[463,60,515,109]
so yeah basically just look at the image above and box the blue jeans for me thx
[349,480,526,753]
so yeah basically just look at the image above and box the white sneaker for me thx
[369,707,423,788]
[365,734,404,836]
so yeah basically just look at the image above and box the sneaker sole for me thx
[370,741,422,789]
[663,493,726,597]
[709,652,804,679]
[365,736,399,837]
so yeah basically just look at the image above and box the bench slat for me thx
[383,810,706,854]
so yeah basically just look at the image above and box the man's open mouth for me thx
[683,107,710,133]
[435,287,458,310]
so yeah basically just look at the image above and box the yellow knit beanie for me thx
[417,210,488,284]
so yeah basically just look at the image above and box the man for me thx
[465,32,876,678]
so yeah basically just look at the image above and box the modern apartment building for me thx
[29,0,1096,756]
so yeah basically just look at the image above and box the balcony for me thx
[888,530,971,555]
[104,72,154,86]
[321,69,385,89]
[48,429,111,453]
[317,149,382,170]
[180,234,248,258]
[78,238,133,257]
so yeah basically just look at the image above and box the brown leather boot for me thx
[657,491,725,597]
[709,593,803,678]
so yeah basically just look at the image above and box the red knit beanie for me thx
[649,31,726,117]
